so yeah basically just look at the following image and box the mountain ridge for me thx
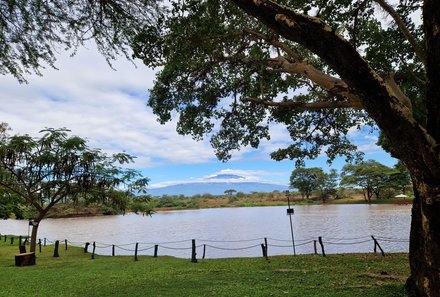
[148,181,289,197]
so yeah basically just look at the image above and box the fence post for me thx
[44,238,46,246]
[202,244,206,259]
[112,245,115,256]
[38,239,42,253]
[84,242,90,253]
[91,242,96,259]
[10,237,14,245]
[318,237,326,257]
[53,240,59,257]
[135,243,139,261]
[154,245,158,257]
[264,237,269,260]
[65,239,68,250]
[314,240,317,255]
[261,244,267,258]
[191,239,197,263]
[371,236,385,256]
[19,235,22,246]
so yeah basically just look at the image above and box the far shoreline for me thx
[41,196,413,219]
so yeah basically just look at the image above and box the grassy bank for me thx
[0,236,409,296]
[153,194,413,212]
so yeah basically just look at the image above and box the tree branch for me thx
[232,0,440,179]
[241,97,362,110]
[373,0,426,66]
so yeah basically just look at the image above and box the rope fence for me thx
[0,232,410,263]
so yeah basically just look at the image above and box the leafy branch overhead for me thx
[0,0,161,83]
[132,0,424,165]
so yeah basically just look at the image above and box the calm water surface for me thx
[0,204,411,258]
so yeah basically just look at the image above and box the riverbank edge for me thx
[41,197,413,218]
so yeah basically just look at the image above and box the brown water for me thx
[0,204,411,258]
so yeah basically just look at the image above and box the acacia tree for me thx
[0,128,150,253]
[132,1,439,295]
[289,167,322,199]
[389,161,412,195]
[316,169,338,203]
[224,189,237,196]
[341,160,392,203]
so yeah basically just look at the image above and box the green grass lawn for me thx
[0,236,409,297]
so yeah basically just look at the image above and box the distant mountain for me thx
[148,181,289,197]
[207,174,245,180]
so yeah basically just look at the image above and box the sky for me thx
[0,44,398,189]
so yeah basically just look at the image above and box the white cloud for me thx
[0,44,217,168]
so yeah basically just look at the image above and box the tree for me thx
[316,169,338,203]
[0,128,150,253]
[389,161,412,195]
[132,1,440,294]
[289,167,322,199]
[224,189,237,196]
[0,0,161,83]
[341,160,392,203]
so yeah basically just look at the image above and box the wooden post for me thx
[371,236,385,256]
[318,237,326,257]
[314,240,317,255]
[84,242,90,253]
[44,238,46,246]
[91,242,96,259]
[191,239,197,263]
[10,237,14,245]
[53,240,59,257]
[38,239,42,253]
[112,245,115,256]
[261,244,267,258]
[19,235,22,246]
[135,242,139,261]
[65,239,68,250]
[202,244,206,259]
[264,237,269,260]
[154,245,158,257]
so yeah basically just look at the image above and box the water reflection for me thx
[0,204,411,258]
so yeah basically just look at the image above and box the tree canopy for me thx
[289,167,322,199]
[341,160,393,203]
[133,0,423,166]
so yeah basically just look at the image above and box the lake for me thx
[0,204,411,258]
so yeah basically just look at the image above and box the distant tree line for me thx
[290,160,411,204]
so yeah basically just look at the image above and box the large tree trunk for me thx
[406,181,440,296]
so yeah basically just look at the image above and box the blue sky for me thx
[0,44,397,189]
